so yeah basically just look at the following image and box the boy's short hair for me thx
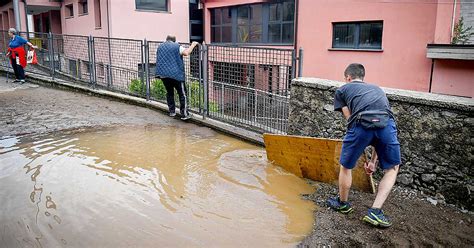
[344,63,365,80]
[166,35,176,42]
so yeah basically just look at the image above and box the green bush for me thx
[129,79,146,96]
[151,79,167,100]
[129,78,219,113]
[208,101,219,113]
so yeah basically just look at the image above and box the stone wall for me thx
[288,78,474,210]
[461,1,474,44]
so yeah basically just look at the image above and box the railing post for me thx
[298,47,304,78]
[197,44,202,114]
[143,39,150,100]
[107,37,113,88]
[90,35,97,88]
[201,43,209,118]
[87,35,93,86]
[254,88,257,123]
[47,32,55,80]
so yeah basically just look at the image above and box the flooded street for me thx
[0,125,315,247]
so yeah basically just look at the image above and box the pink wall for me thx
[297,0,446,92]
[61,0,108,37]
[431,60,474,98]
[433,1,459,44]
[203,0,466,94]
[59,0,189,41]
[108,0,189,42]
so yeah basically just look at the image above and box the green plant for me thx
[130,78,219,113]
[208,101,219,113]
[151,79,167,100]
[188,80,202,108]
[451,17,474,45]
[129,79,146,96]
[187,80,219,113]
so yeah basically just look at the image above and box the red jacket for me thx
[8,46,27,68]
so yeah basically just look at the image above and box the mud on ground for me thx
[299,182,473,247]
[1,78,473,247]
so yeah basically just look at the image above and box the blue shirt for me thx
[334,81,392,127]
[9,35,28,48]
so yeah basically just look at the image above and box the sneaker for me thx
[169,112,176,117]
[327,196,353,214]
[180,113,192,121]
[12,79,19,83]
[363,208,392,228]
[19,80,25,84]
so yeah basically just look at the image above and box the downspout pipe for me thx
[13,0,21,31]
[450,0,457,41]
[293,0,299,52]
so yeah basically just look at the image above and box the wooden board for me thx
[263,134,375,193]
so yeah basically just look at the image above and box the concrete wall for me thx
[287,77,474,210]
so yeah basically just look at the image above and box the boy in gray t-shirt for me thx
[327,63,401,228]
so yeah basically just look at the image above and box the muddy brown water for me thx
[0,125,315,247]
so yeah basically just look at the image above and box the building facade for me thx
[0,0,203,42]
[203,0,473,98]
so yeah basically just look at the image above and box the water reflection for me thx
[0,125,315,247]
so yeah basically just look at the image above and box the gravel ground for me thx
[1,78,473,247]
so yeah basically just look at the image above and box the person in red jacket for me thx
[7,28,37,84]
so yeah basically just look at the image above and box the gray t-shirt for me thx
[334,81,392,127]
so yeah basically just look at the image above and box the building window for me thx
[332,21,383,50]
[268,1,294,43]
[65,4,74,18]
[79,0,88,15]
[210,0,295,44]
[136,0,168,12]
[237,4,262,43]
[211,8,232,43]
[94,0,101,28]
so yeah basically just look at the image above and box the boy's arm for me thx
[341,106,351,120]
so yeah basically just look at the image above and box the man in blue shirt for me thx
[327,63,401,228]
[155,35,198,120]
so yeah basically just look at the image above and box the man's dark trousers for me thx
[162,77,189,116]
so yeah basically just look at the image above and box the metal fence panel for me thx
[93,37,144,96]
[0,31,10,72]
[206,45,292,133]
[51,34,90,83]
[19,32,53,77]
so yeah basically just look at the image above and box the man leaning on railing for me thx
[155,35,198,121]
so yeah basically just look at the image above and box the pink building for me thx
[0,0,203,42]
[203,0,474,98]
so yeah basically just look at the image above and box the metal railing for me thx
[0,31,302,134]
